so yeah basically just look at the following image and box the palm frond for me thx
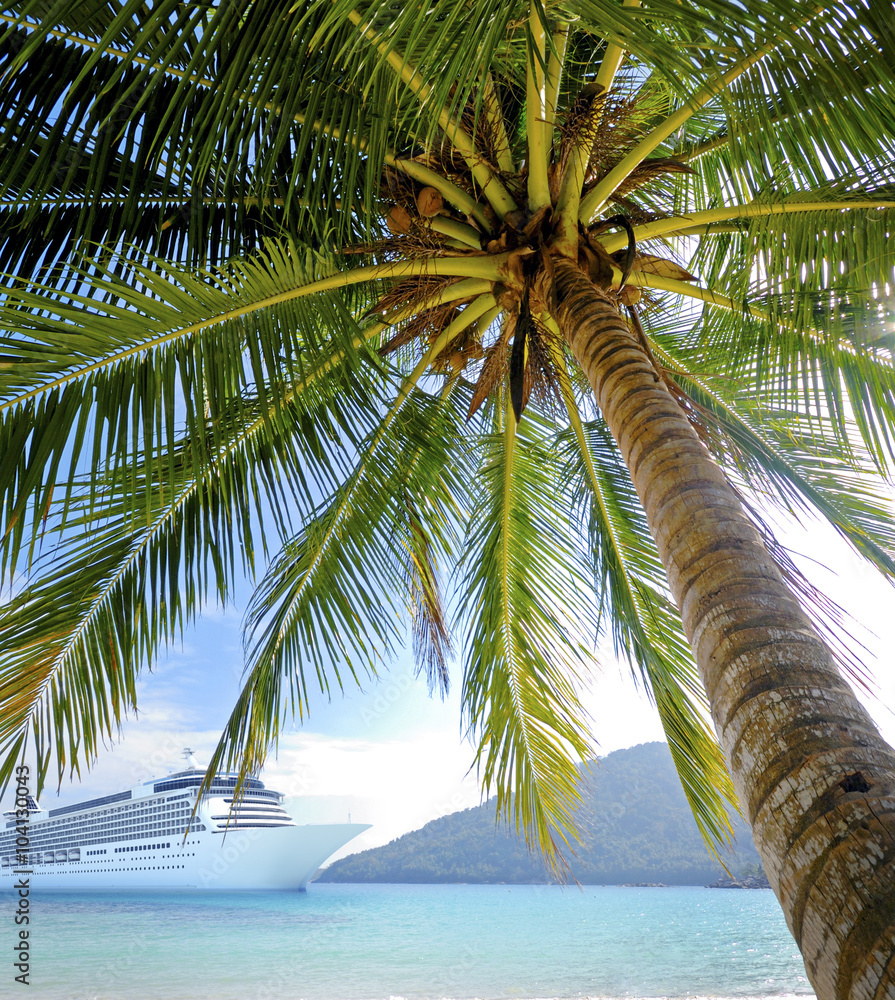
[683,208,895,469]
[644,312,895,625]
[460,402,598,869]
[215,387,470,784]
[0,328,390,790]
[0,239,501,576]
[1,0,387,262]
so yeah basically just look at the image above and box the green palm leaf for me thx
[0,238,404,571]
[652,320,895,581]
[461,402,598,867]
[214,386,469,783]
[0,330,392,785]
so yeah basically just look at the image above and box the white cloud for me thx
[262,731,483,856]
[580,657,668,752]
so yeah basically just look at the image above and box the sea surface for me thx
[4,883,814,1000]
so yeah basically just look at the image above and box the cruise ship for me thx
[0,752,369,890]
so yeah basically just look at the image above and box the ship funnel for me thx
[182,747,201,769]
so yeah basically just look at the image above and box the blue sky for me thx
[6,507,895,861]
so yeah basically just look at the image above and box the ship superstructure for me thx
[0,753,368,890]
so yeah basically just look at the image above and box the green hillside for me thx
[318,742,762,885]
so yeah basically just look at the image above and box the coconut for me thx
[416,186,444,217]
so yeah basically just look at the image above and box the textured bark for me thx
[546,256,895,1000]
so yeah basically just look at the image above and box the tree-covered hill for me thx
[318,743,762,885]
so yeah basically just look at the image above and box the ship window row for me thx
[49,790,132,818]
[3,849,82,865]
[1,804,195,840]
[2,819,201,841]
[211,822,289,831]
[1,813,193,840]
[211,813,291,826]
[218,804,287,812]
[4,796,198,840]
[89,865,188,871]
[115,842,169,852]
[1,846,201,868]
[6,813,200,834]
[1,862,190,872]
[39,801,194,826]
[154,775,265,794]
[210,809,289,818]
[61,804,191,822]
[2,812,189,834]
[6,801,192,825]
[0,823,205,854]
[2,819,199,840]
[0,801,202,843]
[221,790,281,803]
[2,849,79,866]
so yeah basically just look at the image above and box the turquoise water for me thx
[7,884,812,1000]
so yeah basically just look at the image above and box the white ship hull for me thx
[1,759,368,891]
[1,823,368,891]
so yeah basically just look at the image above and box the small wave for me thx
[356,995,817,1000]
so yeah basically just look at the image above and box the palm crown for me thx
[2,0,895,916]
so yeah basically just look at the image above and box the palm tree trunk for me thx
[547,255,895,1000]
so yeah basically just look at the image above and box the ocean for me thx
[6,883,813,1000]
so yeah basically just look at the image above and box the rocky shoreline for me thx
[707,874,771,889]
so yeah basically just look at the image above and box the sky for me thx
[5,505,895,864]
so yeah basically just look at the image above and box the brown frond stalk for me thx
[468,313,514,418]
[380,301,469,357]
[526,312,564,415]
[370,276,461,317]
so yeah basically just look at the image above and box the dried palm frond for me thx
[555,84,608,191]
[585,93,663,183]
[371,276,462,317]
[381,301,469,357]
[469,312,514,418]
[612,157,695,200]
[459,92,505,175]
[526,313,564,415]
[420,138,473,179]
[432,321,485,374]
[353,227,458,259]
[381,167,421,205]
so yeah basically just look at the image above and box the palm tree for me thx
[2,0,895,994]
